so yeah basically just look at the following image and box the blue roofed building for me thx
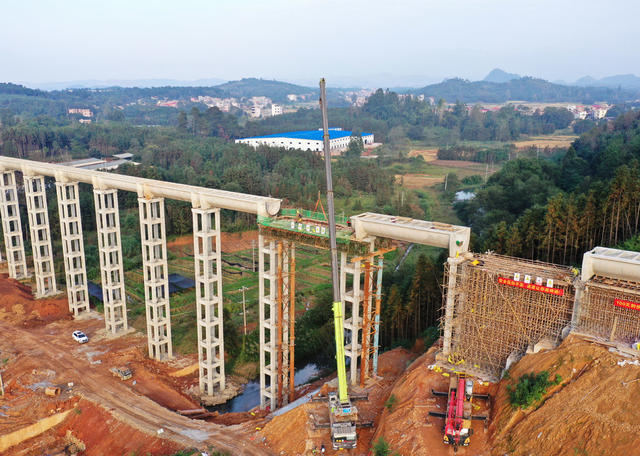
[235,128,374,154]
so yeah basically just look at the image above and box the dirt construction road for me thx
[0,319,270,455]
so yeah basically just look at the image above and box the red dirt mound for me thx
[0,274,70,325]
[489,334,640,456]
[371,345,491,456]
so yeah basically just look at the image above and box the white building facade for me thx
[235,129,374,153]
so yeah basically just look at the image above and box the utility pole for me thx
[0,371,4,397]
[240,286,248,336]
[251,240,256,272]
[444,173,448,191]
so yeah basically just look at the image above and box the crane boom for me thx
[333,301,349,404]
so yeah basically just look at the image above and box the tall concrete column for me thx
[442,256,462,356]
[94,189,128,333]
[0,170,28,279]
[192,207,225,396]
[340,251,362,384]
[24,175,57,297]
[56,181,89,316]
[258,233,277,410]
[139,197,172,360]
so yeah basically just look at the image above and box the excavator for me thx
[428,375,489,451]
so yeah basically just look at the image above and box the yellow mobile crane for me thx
[329,302,358,449]
[319,78,358,450]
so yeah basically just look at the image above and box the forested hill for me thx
[456,109,640,265]
[0,83,47,97]
[212,78,316,102]
[409,77,636,103]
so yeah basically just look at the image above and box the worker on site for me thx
[320,444,326,454]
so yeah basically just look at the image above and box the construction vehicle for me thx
[109,366,133,381]
[328,302,358,449]
[428,375,489,451]
[319,78,359,450]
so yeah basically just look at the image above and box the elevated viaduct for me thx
[3,156,639,409]
[0,156,470,410]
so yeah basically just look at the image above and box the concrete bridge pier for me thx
[340,251,363,385]
[56,181,90,316]
[24,175,57,298]
[192,206,225,396]
[94,188,128,333]
[139,196,172,360]
[258,234,277,410]
[0,170,28,279]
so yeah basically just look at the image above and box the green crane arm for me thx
[333,301,349,404]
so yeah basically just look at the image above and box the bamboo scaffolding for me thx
[442,253,575,380]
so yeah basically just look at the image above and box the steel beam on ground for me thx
[139,197,172,360]
[193,207,225,396]
[56,181,89,315]
[0,170,28,279]
[24,175,57,297]
[94,189,128,333]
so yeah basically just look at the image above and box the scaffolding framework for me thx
[193,207,225,396]
[24,175,57,297]
[575,276,640,343]
[442,253,575,381]
[139,197,172,360]
[94,189,128,333]
[0,170,28,279]
[56,181,90,315]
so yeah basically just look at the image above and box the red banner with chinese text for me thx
[614,298,640,311]
[497,277,564,296]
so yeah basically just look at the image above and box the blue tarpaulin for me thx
[87,281,104,302]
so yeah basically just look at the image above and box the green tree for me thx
[345,135,364,159]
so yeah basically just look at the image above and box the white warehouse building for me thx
[235,128,374,154]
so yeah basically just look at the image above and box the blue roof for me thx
[240,129,372,141]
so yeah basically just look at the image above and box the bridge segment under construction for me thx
[1,156,640,410]
[0,156,470,410]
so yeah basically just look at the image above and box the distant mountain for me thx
[409,77,637,103]
[573,74,640,90]
[483,68,521,83]
[24,77,227,91]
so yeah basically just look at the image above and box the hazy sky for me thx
[2,0,639,87]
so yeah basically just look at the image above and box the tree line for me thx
[457,110,640,265]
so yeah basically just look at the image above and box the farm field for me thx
[123,232,332,362]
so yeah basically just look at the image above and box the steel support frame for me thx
[56,181,89,315]
[24,175,57,297]
[94,189,128,333]
[0,170,28,279]
[139,197,172,360]
[193,207,225,395]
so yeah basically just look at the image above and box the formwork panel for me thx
[576,277,640,343]
[443,253,575,380]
